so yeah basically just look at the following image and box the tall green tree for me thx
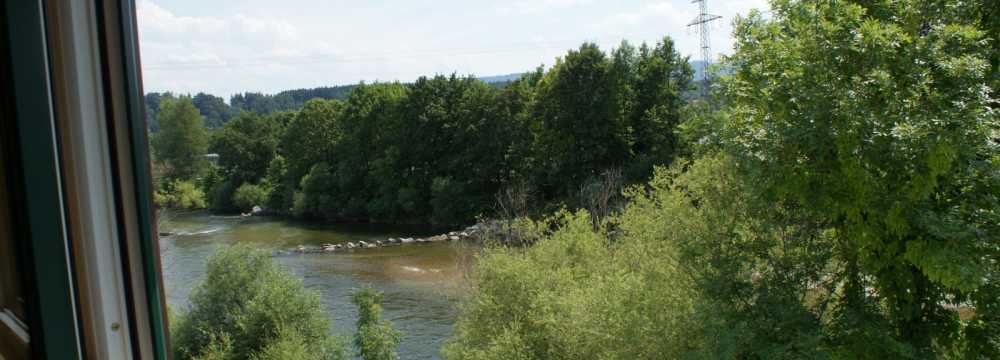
[151,96,208,181]
[207,112,282,211]
[726,0,999,356]
[531,43,629,203]
[145,92,175,133]
[333,83,406,218]
[192,92,234,129]
[625,38,693,181]
[209,112,282,186]
[280,99,344,187]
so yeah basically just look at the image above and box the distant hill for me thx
[478,73,524,84]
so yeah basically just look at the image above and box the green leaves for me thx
[725,0,999,355]
[172,246,346,360]
[352,287,401,360]
[152,96,209,182]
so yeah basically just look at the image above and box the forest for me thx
[150,37,693,225]
[157,0,999,358]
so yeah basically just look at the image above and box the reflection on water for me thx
[159,211,476,360]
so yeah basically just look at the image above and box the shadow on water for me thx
[159,211,477,360]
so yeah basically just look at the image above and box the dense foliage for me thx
[151,96,209,181]
[446,0,999,358]
[154,0,998,356]
[164,38,692,223]
[171,246,346,360]
[725,0,999,355]
[154,180,207,210]
[232,183,267,212]
[352,287,401,360]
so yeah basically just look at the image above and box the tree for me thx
[294,162,337,219]
[725,0,999,356]
[531,43,629,204]
[209,112,282,187]
[151,96,209,181]
[192,92,234,129]
[624,38,693,182]
[171,245,346,360]
[280,99,344,190]
[231,92,297,114]
[352,287,401,360]
[333,83,406,219]
[264,155,294,212]
[145,92,175,133]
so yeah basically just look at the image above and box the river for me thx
[158,211,476,359]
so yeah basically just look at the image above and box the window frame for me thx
[1,0,171,359]
[2,0,84,358]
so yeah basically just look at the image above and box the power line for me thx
[687,0,722,88]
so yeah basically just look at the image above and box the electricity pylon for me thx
[688,0,722,95]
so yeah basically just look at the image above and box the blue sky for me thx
[137,0,769,98]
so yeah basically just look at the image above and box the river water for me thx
[158,211,476,359]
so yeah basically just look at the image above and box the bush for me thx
[352,287,401,360]
[445,155,830,358]
[232,183,268,212]
[171,245,346,360]
[154,180,207,209]
[444,203,700,358]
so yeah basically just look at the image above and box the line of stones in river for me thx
[274,223,485,256]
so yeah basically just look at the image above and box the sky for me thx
[137,0,770,99]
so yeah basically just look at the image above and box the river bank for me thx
[158,211,476,359]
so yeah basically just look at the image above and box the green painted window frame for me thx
[3,1,84,358]
[2,0,172,358]
[108,0,173,357]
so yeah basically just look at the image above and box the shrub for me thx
[155,180,207,210]
[352,287,401,360]
[232,183,268,212]
[445,155,828,358]
[444,205,700,359]
[171,245,346,360]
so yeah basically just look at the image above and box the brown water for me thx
[159,211,476,359]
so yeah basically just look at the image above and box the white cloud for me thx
[137,0,347,95]
[136,0,770,98]
[496,0,596,15]
[597,2,693,31]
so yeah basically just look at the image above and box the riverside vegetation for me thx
[157,0,999,358]
[150,35,693,225]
